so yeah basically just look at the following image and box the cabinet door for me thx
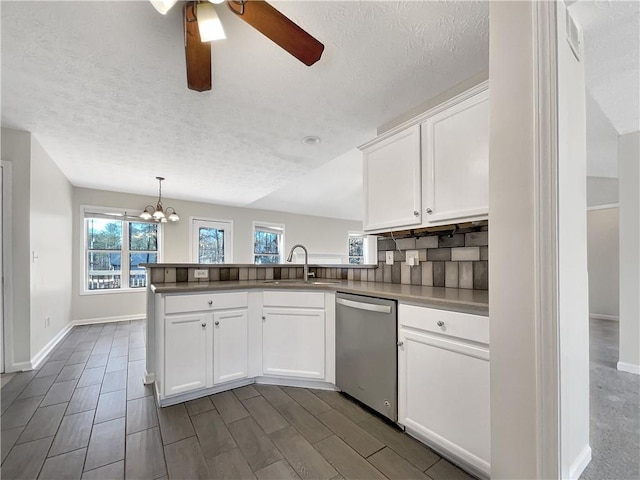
[213,309,248,384]
[262,308,325,379]
[362,124,421,232]
[398,328,490,474]
[164,313,209,396]
[422,89,489,224]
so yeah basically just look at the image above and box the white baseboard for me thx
[71,314,145,326]
[617,361,640,375]
[7,360,33,373]
[589,313,619,322]
[30,324,73,369]
[568,445,592,479]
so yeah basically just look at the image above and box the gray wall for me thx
[587,207,619,319]
[1,127,74,368]
[72,187,362,321]
[1,128,32,366]
[30,137,74,356]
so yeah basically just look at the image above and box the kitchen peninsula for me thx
[143,262,490,478]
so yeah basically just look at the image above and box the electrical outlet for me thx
[194,269,209,279]
[405,250,419,267]
[386,251,394,265]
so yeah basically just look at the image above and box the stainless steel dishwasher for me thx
[335,292,398,422]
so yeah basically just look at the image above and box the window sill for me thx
[80,288,147,296]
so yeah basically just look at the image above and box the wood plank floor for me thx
[0,321,476,480]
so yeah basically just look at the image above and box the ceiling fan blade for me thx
[184,3,212,92]
[227,0,324,66]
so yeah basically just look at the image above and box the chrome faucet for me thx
[286,244,314,282]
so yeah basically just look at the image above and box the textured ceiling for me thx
[570,0,640,139]
[1,0,488,217]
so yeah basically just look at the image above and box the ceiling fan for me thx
[151,0,325,92]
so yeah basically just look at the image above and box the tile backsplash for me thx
[376,225,488,290]
[147,224,488,290]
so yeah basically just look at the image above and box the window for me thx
[348,233,365,264]
[84,208,160,292]
[253,223,284,264]
[191,219,233,263]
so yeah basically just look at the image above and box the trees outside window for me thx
[254,223,284,264]
[85,214,159,291]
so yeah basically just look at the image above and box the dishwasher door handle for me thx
[336,298,392,314]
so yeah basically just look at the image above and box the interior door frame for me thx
[1,161,14,373]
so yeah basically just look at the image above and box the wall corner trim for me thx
[30,323,73,369]
[616,362,640,375]
[568,445,592,480]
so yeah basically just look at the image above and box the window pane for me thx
[129,253,157,288]
[129,222,158,251]
[87,219,122,250]
[199,227,225,263]
[87,252,121,290]
[255,255,280,264]
[349,237,364,257]
[254,231,280,255]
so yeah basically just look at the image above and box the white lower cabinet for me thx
[262,308,325,379]
[398,304,490,477]
[157,290,331,402]
[213,309,248,384]
[164,313,210,396]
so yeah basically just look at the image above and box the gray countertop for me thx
[151,280,489,316]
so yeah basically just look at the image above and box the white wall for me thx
[557,2,591,476]
[587,176,618,207]
[29,136,73,357]
[587,208,619,319]
[618,131,640,373]
[1,128,32,367]
[586,90,619,178]
[488,2,540,477]
[72,187,362,321]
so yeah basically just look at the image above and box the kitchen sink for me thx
[262,279,341,286]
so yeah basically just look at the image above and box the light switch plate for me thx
[386,251,394,265]
[405,250,419,267]
[194,269,209,279]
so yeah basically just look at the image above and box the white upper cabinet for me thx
[422,88,489,224]
[361,83,489,233]
[361,124,422,232]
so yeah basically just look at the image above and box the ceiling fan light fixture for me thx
[197,2,226,42]
[208,0,226,4]
[150,0,178,15]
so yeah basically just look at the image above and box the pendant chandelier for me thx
[140,177,180,223]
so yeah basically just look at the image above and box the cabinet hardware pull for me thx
[437,320,445,327]
[413,210,419,216]
[214,321,220,326]
[397,341,404,347]
[208,300,213,306]
[426,208,433,214]
[201,323,206,327]
[262,316,266,321]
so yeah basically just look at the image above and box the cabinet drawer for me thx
[262,291,325,308]
[165,292,248,314]
[399,304,489,345]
